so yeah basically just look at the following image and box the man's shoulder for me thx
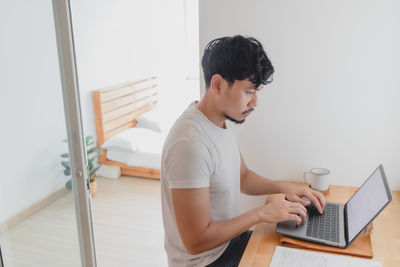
[164,121,206,154]
[163,115,211,160]
[166,109,204,142]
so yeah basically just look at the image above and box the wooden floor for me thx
[3,177,167,267]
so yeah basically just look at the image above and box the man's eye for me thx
[246,91,255,95]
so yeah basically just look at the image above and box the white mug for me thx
[303,168,330,191]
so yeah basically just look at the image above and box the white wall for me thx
[200,0,400,210]
[0,0,69,221]
[70,0,199,138]
[0,0,199,222]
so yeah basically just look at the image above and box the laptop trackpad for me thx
[278,219,306,232]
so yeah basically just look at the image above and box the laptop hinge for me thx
[344,204,349,244]
[0,243,4,267]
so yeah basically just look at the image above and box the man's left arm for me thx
[240,154,326,213]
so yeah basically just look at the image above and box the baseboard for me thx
[0,187,69,229]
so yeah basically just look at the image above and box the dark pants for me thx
[205,230,252,267]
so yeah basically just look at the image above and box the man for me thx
[161,35,326,267]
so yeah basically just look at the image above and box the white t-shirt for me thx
[161,102,241,267]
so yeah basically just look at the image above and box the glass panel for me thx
[67,0,199,266]
[0,0,90,266]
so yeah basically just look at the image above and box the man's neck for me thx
[196,96,226,129]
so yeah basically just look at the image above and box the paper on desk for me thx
[270,246,382,267]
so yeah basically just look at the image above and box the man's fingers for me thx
[304,191,323,214]
[313,190,326,210]
[300,198,311,207]
[289,203,307,222]
[292,195,311,207]
[288,200,307,214]
[288,214,302,225]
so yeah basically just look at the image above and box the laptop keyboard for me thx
[306,203,340,242]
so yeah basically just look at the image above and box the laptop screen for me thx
[346,165,392,242]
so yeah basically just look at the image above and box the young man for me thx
[161,35,326,267]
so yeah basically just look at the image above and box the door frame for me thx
[52,0,97,266]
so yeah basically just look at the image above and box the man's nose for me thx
[249,92,258,108]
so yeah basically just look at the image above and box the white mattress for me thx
[103,126,169,169]
[107,149,161,169]
[105,129,167,170]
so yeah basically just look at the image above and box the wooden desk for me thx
[239,184,400,267]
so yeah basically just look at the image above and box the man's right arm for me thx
[171,187,307,255]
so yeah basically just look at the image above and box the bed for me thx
[93,76,163,179]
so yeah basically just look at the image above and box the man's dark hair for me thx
[201,35,274,90]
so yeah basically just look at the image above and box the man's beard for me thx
[224,108,254,125]
[224,114,245,124]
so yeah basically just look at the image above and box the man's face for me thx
[220,79,261,124]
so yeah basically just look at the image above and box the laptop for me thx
[276,164,392,248]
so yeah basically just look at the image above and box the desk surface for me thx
[239,184,400,267]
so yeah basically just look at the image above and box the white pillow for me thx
[102,127,164,153]
[136,116,162,133]
[136,109,173,132]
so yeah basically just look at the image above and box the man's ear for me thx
[210,74,228,96]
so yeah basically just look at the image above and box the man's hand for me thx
[282,182,326,214]
[255,198,307,225]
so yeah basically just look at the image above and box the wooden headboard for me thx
[93,76,161,179]
[93,76,158,147]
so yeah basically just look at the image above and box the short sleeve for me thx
[163,139,213,189]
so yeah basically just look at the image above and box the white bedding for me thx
[102,109,172,169]
[103,127,168,169]
[106,148,161,169]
